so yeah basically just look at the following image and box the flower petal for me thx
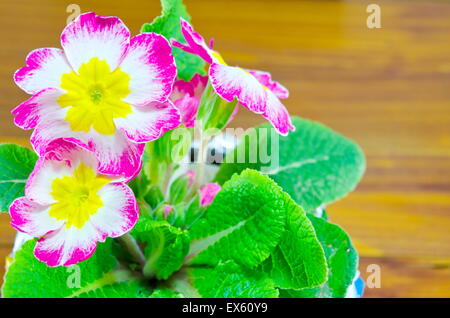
[40,138,94,165]
[61,12,130,72]
[199,183,222,206]
[10,197,63,237]
[14,48,72,95]
[11,88,64,130]
[87,131,145,181]
[262,90,295,136]
[91,183,138,238]
[34,222,102,267]
[247,69,289,99]
[209,63,266,113]
[30,118,73,156]
[171,74,207,128]
[115,101,181,143]
[120,33,176,105]
[172,95,198,128]
[171,73,208,99]
[25,154,73,206]
[172,18,214,64]
[163,205,173,218]
[30,117,144,181]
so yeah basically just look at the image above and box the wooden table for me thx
[0,0,449,297]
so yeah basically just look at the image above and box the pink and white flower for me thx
[170,74,208,128]
[172,18,294,135]
[9,139,138,267]
[13,12,181,180]
[199,183,221,206]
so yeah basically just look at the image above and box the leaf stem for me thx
[116,233,146,268]
[194,138,208,190]
[162,163,173,199]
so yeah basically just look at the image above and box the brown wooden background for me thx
[0,0,449,297]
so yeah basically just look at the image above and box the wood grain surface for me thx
[0,0,449,297]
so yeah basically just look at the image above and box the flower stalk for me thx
[116,233,146,268]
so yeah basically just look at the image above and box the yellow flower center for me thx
[211,51,227,65]
[89,84,105,104]
[49,163,111,229]
[58,57,132,135]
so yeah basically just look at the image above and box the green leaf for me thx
[171,261,279,298]
[152,195,205,229]
[2,239,141,298]
[214,117,366,212]
[183,195,205,229]
[262,202,327,290]
[0,144,37,212]
[149,288,184,298]
[141,0,190,39]
[188,169,287,268]
[143,185,165,209]
[172,48,207,81]
[141,0,206,80]
[132,217,189,279]
[280,215,358,298]
[169,173,190,205]
[77,281,150,298]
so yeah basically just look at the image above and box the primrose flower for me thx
[170,74,208,128]
[9,139,138,267]
[199,183,222,206]
[172,18,294,135]
[13,12,180,179]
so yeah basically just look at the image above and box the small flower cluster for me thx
[10,12,293,266]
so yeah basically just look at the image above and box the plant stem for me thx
[162,163,173,198]
[194,138,208,190]
[116,233,146,268]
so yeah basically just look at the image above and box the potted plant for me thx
[0,0,365,298]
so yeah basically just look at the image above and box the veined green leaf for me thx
[2,239,141,298]
[149,288,184,298]
[170,261,278,298]
[214,117,366,213]
[132,217,189,279]
[262,202,328,289]
[76,280,149,298]
[188,169,287,268]
[280,215,358,298]
[0,144,37,212]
